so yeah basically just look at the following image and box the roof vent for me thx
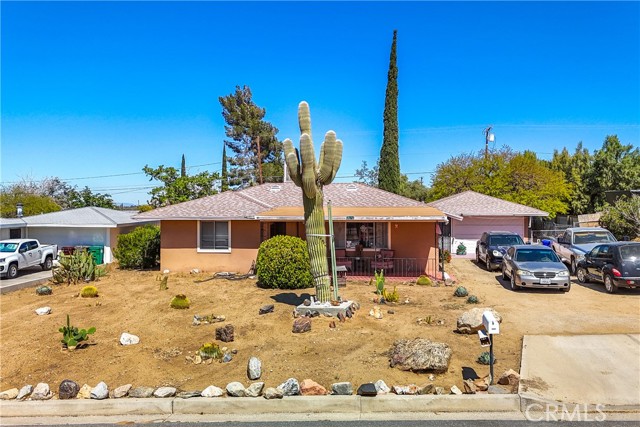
[269,185,282,192]
[346,184,358,192]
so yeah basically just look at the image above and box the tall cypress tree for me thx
[221,145,229,192]
[378,30,400,193]
[180,154,186,177]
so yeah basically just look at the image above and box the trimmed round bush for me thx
[170,294,190,309]
[256,235,313,289]
[416,275,432,286]
[80,285,98,298]
[113,224,160,269]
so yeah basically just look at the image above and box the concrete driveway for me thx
[0,266,52,294]
[519,334,640,410]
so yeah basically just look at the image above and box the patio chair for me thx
[334,249,353,271]
[371,249,394,271]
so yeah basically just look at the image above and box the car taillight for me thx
[612,268,622,277]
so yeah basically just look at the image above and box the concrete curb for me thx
[0,394,521,418]
[0,275,51,294]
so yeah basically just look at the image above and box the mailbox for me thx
[478,330,491,347]
[482,311,500,335]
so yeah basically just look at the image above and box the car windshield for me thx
[515,249,560,263]
[620,245,640,261]
[573,231,616,244]
[489,235,524,246]
[0,243,18,253]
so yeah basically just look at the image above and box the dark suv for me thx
[476,231,525,271]
[576,242,640,293]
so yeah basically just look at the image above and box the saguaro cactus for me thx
[283,102,343,302]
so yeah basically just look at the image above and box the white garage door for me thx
[26,227,112,262]
[452,217,525,240]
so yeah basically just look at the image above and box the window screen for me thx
[200,221,229,250]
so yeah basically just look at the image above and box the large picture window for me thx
[345,222,388,249]
[199,221,230,251]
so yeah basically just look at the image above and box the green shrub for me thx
[59,314,95,349]
[51,250,97,285]
[416,275,432,286]
[454,286,468,297]
[80,285,98,298]
[256,235,313,289]
[113,225,160,269]
[198,342,223,360]
[467,295,479,304]
[170,294,190,309]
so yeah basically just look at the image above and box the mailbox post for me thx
[481,310,500,384]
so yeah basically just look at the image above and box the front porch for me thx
[329,256,443,280]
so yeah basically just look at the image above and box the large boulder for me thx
[456,307,502,334]
[389,339,452,373]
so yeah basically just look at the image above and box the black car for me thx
[576,242,640,293]
[476,231,525,271]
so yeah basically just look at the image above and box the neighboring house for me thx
[427,191,548,253]
[135,182,448,278]
[2,207,157,264]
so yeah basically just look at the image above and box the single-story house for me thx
[135,182,448,278]
[427,191,548,253]
[1,207,158,264]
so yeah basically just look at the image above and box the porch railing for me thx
[329,256,438,278]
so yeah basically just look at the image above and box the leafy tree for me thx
[0,189,61,217]
[219,85,282,188]
[354,160,379,187]
[549,143,592,215]
[599,195,640,240]
[221,144,229,192]
[143,158,219,208]
[378,30,401,194]
[587,135,640,212]
[398,175,430,202]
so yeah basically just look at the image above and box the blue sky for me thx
[2,1,639,205]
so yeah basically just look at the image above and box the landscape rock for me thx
[0,388,19,400]
[434,386,445,395]
[389,339,452,372]
[331,382,353,395]
[77,384,92,399]
[463,379,476,394]
[129,386,155,398]
[357,383,377,396]
[247,356,262,380]
[292,317,311,333]
[215,324,235,342]
[153,386,176,398]
[263,387,284,399]
[222,353,233,363]
[393,384,420,395]
[31,383,52,400]
[192,314,226,325]
[201,385,225,397]
[419,383,435,394]
[177,390,201,399]
[245,382,265,397]
[498,368,520,386]
[329,321,336,328]
[112,384,132,398]
[456,307,502,334]
[474,378,489,391]
[277,378,300,396]
[337,312,346,322]
[369,305,383,319]
[487,385,510,394]
[303,299,311,306]
[35,307,51,316]
[259,304,274,315]
[119,332,140,345]
[91,382,109,400]
[16,385,33,400]
[190,268,200,274]
[58,379,80,399]
[450,385,463,395]
[374,379,390,394]
[226,382,246,397]
[300,379,327,396]
[163,269,170,274]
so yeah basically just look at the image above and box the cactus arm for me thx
[298,101,312,136]
[300,133,317,198]
[326,139,344,184]
[283,138,302,186]
[318,131,336,183]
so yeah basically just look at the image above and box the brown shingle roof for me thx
[426,190,548,217]
[135,182,446,220]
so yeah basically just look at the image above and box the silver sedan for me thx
[502,245,571,292]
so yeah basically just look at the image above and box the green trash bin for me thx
[88,246,104,265]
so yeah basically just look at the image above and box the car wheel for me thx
[502,266,509,281]
[486,256,492,271]
[510,274,519,291]
[570,257,577,276]
[475,250,480,264]
[42,256,53,271]
[604,274,617,294]
[7,263,18,279]
[576,267,588,283]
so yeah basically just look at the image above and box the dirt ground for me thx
[1,257,639,395]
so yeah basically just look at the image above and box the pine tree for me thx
[378,30,400,194]
[181,154,186,177]
[221,144,229,192]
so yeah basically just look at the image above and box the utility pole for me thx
[484,126,495,160]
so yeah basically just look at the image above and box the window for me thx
[345,222,388,248]
[199,221,230,251]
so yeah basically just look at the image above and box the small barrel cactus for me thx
[80,285,98,298]
[36,285,53,296]
[170,294,190,309]
[467,295,479,304]
[454,286,468,297]
[477,351,495,365]
[416,275,432,286]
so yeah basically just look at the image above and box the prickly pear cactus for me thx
[283,102,343,302]
[454,286,468,297]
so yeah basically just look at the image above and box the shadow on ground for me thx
[270,292,313,306]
